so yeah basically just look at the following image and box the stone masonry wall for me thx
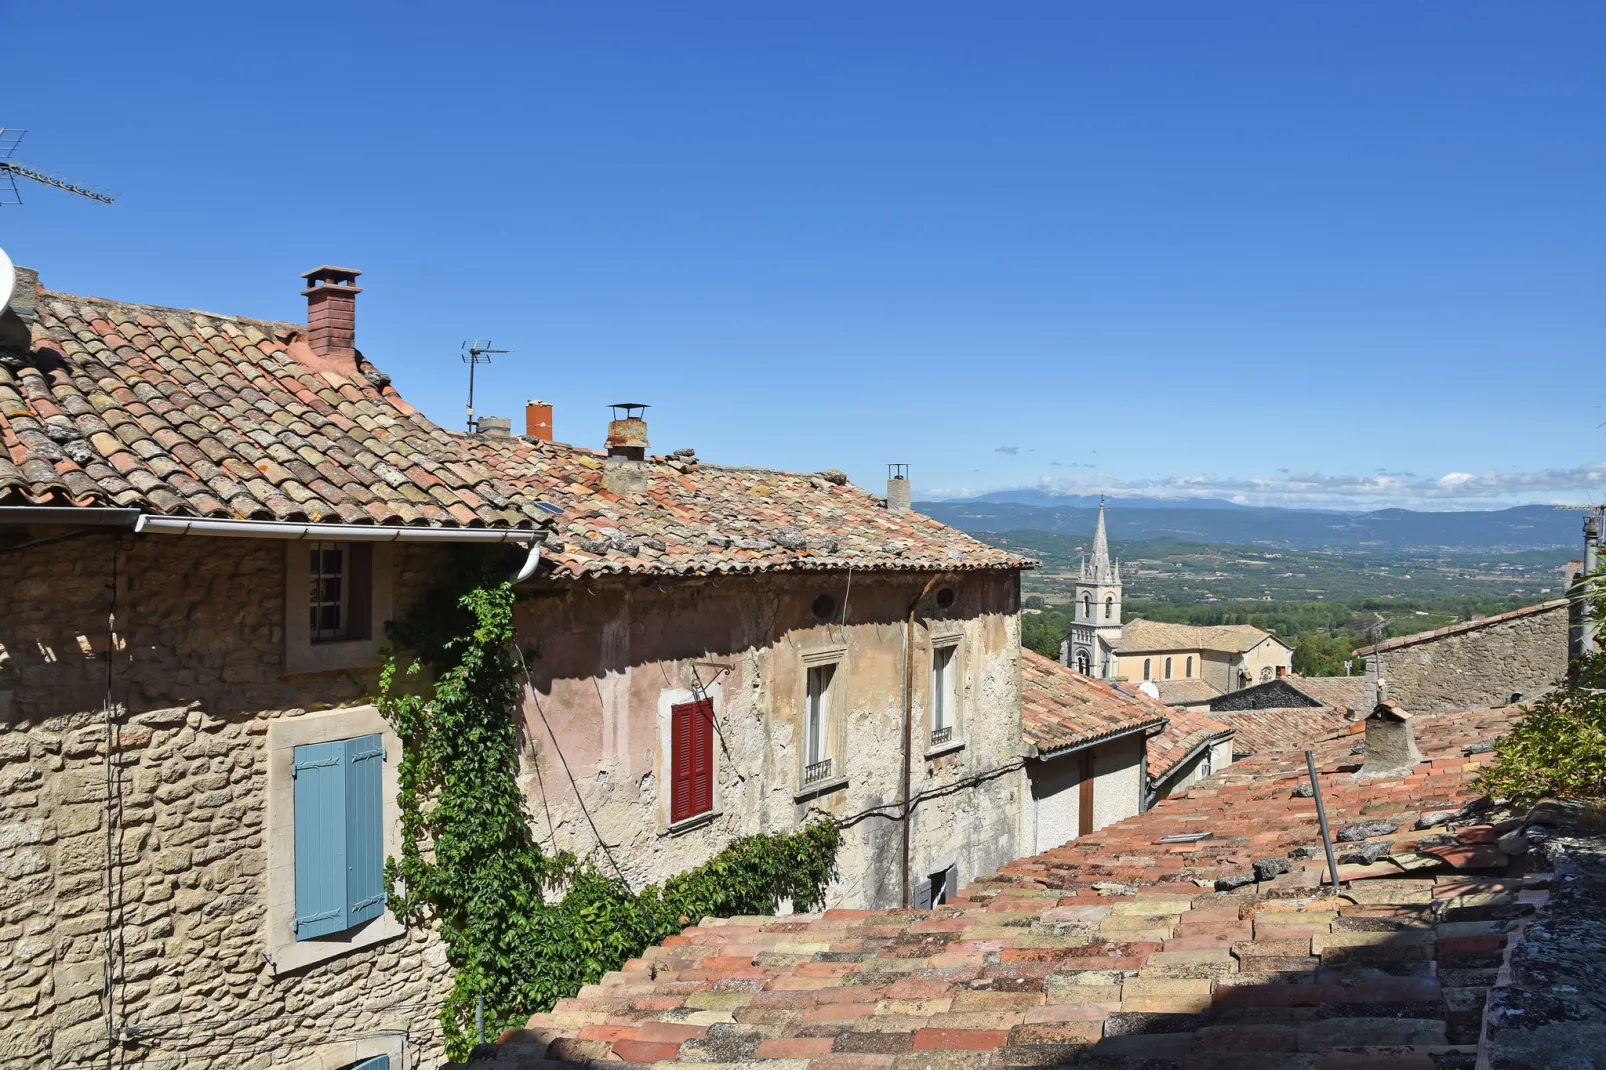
[1362,602,1568,713]
[0,530,455,1069]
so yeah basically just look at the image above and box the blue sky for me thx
[2,2,1602,510]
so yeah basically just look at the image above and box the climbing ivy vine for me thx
[377,561,841,1059]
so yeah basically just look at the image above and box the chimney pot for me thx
[525,399,554,442]
[605,403,650,460]
[886,463,911,516]
[299,265,363,374]
[1357,701,1422,780]
[603,403,651,495]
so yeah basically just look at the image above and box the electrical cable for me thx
[509,643,633,892]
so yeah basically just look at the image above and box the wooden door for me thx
[1078,750,1095,837]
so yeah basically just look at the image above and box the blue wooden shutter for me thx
[350,1056,390,1070]
[293,740,348,938]
[345,734,387,927]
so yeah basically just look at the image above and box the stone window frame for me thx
[925,629,967,757]
[794,646,849,801]
[265,705,407,975]
[656,681,725,834]
[285,542,395,675]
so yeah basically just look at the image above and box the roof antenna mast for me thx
[461,340,508,433]
[0,129,116,205]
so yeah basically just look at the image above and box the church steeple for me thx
[1065,497,1124,677]
[1080,498,1119,586]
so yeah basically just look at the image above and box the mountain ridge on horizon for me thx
[914,497,1581,553]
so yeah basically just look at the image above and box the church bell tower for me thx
[1062,499,1123,677]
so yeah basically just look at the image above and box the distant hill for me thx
[916,500,1578,553]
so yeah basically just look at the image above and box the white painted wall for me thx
[1027,734,1145,853]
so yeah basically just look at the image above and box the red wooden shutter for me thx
[670,702,695,823]
[690,698,714,817]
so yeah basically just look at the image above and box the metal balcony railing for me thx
[930,725,952,746]
[803,758,833,785]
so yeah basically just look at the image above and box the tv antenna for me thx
[461,340,508,433]
[0,129,116,206]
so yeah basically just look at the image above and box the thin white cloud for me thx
[931,462,1606,510]
[994,446,1019,455]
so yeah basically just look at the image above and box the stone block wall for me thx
[0,530,455,1069]
[1361,602,1569,713]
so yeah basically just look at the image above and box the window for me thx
[1164,657,1173,680]
[803,664,835,785]
[1104,596,1113,620]
[915,864,957,909]
[1276,665,1288,678]
[291,734,387,940]
[931,643,958,744]
[1186,656,1193,678]
[286,543,391,674]
[309,543,348,642]
[670,699,714,824]
[1260,666,1274,682]
[1143,658,1152,680]
[266,707,404,975]
[1075,651,1090,675]
[1082,594,1091,619]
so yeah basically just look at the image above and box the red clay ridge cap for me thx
[1355,598,1568,655]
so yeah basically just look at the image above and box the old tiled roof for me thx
[0,289,545,528]
[506,705,1525,1066]
[1147,678,1223,707]
[1146,706,1233,784]
[470,437,1029,580]
[1219,706,1357,759]
[1,286,1025,578]
[1355,598,1568,655]
[1283,674,1367,711]
[1021,650,1169,757]
[1114,619,1290,655]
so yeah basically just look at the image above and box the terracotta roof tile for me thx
[504,706,1524,1065]
[1115,619,1291,655]
[1148,678,1223,706]
[1219,707,1356,759]
[1147,706,1233,783]
[1021,650,1169,756]
[2,287,1027,580]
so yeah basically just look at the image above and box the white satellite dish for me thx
[0,245,13,311]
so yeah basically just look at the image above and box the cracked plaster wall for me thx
[513,569,1026,910]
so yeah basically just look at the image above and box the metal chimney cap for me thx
[609,403,650,415]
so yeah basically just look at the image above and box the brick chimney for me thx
[1357,701,1422,780]
[526,400,554,442]
[300,266,362,374]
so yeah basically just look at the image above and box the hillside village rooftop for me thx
[0,279,1027,578]
[500,704,1534,1068]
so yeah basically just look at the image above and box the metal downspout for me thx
[901,574,943,909]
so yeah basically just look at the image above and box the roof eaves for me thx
[1030,716,1168,762]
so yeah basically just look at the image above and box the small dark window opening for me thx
[935,587,956,610]
[811,593,836,622]
[1104,596,1113,619]
[917,864,957,908]
[1143,658,1151,680]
